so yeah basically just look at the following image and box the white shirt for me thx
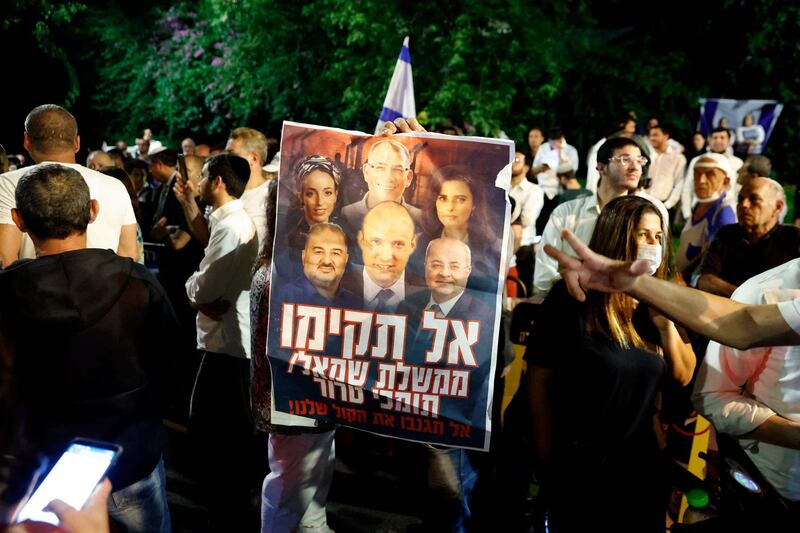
[425,291,463,317]
[509,178,544,245]
[646,146,687,208]
[680,152,743,220]
[186,199,258,359]
[533,191,669,295]
[533,142,580,200]
[240,180,271,248]
[0,162,137,259]
[693,259,800,500]
[363,269,405,311]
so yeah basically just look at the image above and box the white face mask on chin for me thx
[636,243,662,276]
[696,191,722,204]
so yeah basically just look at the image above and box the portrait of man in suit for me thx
[403,237,491,320]
[342,201,425,312]
[341,139,422,231]
[282,222,360,308]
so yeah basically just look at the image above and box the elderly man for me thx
[0,104,138,266]
[343,200,425,311]
[680,126,744,221]
[676,152,737,277]
[697,177,800,297]
[341,139,421,231]
[85,149,114,171]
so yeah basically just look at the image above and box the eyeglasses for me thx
[366,162,409,176]
[609,155,649,166]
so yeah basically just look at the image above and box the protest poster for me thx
[266,121,513,450]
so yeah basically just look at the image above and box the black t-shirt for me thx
[699,223,800,287]
[525,281,666,453]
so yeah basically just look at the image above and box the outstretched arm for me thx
[545,229,800,349]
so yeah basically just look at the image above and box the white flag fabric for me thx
[374,36,416,134]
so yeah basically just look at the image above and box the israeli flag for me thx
[374,36,416,134]
[698,98,783,154]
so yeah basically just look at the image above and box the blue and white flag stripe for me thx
[698,98,783,150]
[375,36,416,134]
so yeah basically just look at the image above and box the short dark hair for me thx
[15,164,91,239]
[547,126,563,141]
[24,104,78,153]
[597,136,645,164]
[205,153,249,198]
[711,127,730,138]
[650,124,672,137]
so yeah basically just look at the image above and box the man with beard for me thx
[534,137,668,295]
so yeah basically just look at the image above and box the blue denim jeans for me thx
[108,458,171,533]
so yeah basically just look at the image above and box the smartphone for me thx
[177,154,189,185]
[14,439,122,525]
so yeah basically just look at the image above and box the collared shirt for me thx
[185,199,258,359]
[534,192,669,295]
[363,269,405,311]
[693,258,800,500]
[646,146,687,207]
[699,223,800,287]
[425,291,464,318]
[509,178,544,246]
[0,162,137,259]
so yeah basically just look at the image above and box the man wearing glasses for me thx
[342,139,422,232]
[533,137,668,295]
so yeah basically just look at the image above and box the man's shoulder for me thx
[551,193,595,216]
[450,289,492,318]
[714,222,745,241]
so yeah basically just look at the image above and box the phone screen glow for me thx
[15,443,116,525]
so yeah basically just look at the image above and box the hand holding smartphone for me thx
[177,154,189,186]
[14,439,122,526]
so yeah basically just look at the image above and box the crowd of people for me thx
[0,104,799,533]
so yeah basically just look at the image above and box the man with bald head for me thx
[697,177,800,297]
[86,149,114,171]
[343,200,425,312]
[341,139,422,232]
[0,104,138,266]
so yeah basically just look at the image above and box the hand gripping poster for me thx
[267,121,513,450]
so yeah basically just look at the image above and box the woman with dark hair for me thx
[527,195,695,532]
[277,155,343,280]
[416,165,502,291]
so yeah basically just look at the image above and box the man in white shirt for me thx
[0,104,138,267]
[184,152,259,530]
[694,259,800,503]
[534,136,668,295]
[509,151,544,294]
[532,127,580,201]
[646,124,687,209]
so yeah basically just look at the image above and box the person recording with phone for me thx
[0,164,178,532]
